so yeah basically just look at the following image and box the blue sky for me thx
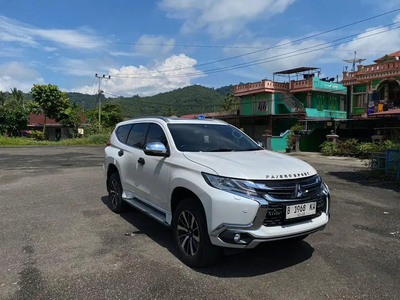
[0,0,400,96]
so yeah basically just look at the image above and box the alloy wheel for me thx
[177,210,200,257]
[109,179,120,207]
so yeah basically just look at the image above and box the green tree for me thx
[222,93,240,111]
[167,107,178,117]
[85,103,123,133]
[0,91,6,106]
[0,103,29,136]
[59,103,83,138]
[5,88,25,108]
[31,84,70,136]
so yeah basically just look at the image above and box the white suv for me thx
[104,117,330,267]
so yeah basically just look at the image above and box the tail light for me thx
[106,140,111,147]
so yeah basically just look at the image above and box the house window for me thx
[377,66,380,70]
[371,66,374,71]
[317,97,324,111]
[257,100,267,112]
[356,94,367,107]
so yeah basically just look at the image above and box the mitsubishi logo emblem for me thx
[292,184,308,198]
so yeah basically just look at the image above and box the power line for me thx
[108,23,400,80]
[111,7,400,74]
[33,40,269,49]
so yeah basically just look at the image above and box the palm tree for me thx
[0,91,5,106]
[9,88,25,109]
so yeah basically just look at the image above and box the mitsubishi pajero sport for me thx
[104,117,330,267]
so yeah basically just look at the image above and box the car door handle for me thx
[138,157,145,165]
[118,149,124,157]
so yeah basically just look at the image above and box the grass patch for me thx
[0,134,110,146]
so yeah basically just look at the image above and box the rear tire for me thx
[172,198,222,268]
[107,172,128,214]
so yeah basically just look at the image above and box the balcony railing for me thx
[305,108,347,119]
[343,61,400,81]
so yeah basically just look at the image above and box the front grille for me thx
[255,175,321,200]
[262,197,326,227]
[255,175,326,227]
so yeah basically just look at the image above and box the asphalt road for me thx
[0,147,399,300]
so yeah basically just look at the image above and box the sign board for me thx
[313,78,346,91]
[198,115,205,119]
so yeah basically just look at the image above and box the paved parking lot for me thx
[0,146,399,300]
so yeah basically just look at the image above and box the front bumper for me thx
[209,193,330,249]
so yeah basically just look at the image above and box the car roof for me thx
[116,116,228,127]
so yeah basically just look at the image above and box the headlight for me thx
[202,173,258,197]
[321,181,329,196]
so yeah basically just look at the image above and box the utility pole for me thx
[95,74,111,129]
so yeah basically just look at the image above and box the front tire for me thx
[172,198,222,268]
[107,172,128,213]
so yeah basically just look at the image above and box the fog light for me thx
[233,233,241,243]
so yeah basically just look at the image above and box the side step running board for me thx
[124,198,170,227]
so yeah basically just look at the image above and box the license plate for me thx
[285,202,316,220]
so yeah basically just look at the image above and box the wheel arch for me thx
[170,187,204,216]
[106,163,120,192]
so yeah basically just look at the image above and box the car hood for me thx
[183,150,317,180]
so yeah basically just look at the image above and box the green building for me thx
[233,67,347,151]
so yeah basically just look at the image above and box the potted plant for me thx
[286,124,305,152]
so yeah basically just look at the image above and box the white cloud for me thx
[335,15,400,62]
[72,54,204,96]
[135,34,175,56]
[43,46,57,52]
[158,0,296,38]
[0,62,44,92]
[110,51,141,57]
[50,57,113,76]
[0,16,103,49]
[224,38,329,74]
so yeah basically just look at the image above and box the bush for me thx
[320,139,400,158]
[29,130,45,141]
[86,134,110,145]
[320,141,338,156]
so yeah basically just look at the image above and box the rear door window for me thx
[126,123,149,149]
[115,124,132,144]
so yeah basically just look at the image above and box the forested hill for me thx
[66,84,233,117]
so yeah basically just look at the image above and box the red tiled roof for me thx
[180,114,197,119]
[29,113,59,125]
[388,51,400,57]
[375,51,400,62]
[28,112,85,125]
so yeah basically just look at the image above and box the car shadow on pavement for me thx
[101,196,315,277]
[328,170,400,193]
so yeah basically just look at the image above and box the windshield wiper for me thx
[237,148,263,151]
[209,148,235,152]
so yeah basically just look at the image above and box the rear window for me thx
[115,124,132,143]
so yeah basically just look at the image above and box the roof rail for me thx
[127,116,170,123]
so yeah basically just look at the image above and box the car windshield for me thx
[167,123,262,152]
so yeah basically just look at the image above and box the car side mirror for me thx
[256,141,264,148]
[144,142,169,157]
